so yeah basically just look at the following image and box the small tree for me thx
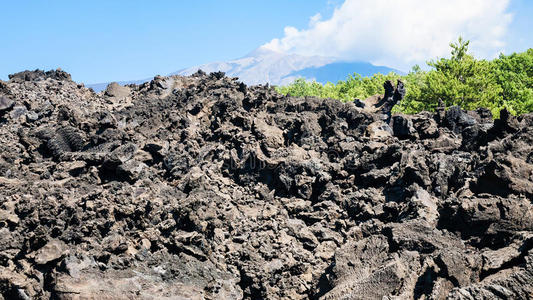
[450,36,469,62]
[418,37,503,114]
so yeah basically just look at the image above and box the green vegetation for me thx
[276,38,533,117]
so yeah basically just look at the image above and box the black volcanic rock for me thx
[0,95,14,112]
[0,70,532,299]
[8,68,72,83]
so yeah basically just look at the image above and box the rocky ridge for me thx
[0,69,532,299]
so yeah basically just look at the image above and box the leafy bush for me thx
[276,38,533,117]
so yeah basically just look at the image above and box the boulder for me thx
[0,95,14,113]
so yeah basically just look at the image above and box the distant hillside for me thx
[289,61,402,84]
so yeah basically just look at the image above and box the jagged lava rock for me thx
[0,69,532,299]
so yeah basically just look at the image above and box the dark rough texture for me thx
[1,70,533,299]
[359,79,405,123]
[8,69,72,83]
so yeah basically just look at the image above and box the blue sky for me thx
[506,0,533,52]
[0,0,531,84]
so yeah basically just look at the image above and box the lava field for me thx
[0,70,532,299]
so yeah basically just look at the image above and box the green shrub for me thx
[276,38,533,117]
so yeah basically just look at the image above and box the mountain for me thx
[5,69,533,299]
[172,47,336,86]
[173,47,401,85]
[87,48,400,91]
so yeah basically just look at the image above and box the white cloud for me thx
[262,0,513,71]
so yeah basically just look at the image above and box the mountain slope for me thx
[174,47,401,85]
[290,61,402,84]
[173,47,336,86]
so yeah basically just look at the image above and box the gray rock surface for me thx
[0,69,533,299]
